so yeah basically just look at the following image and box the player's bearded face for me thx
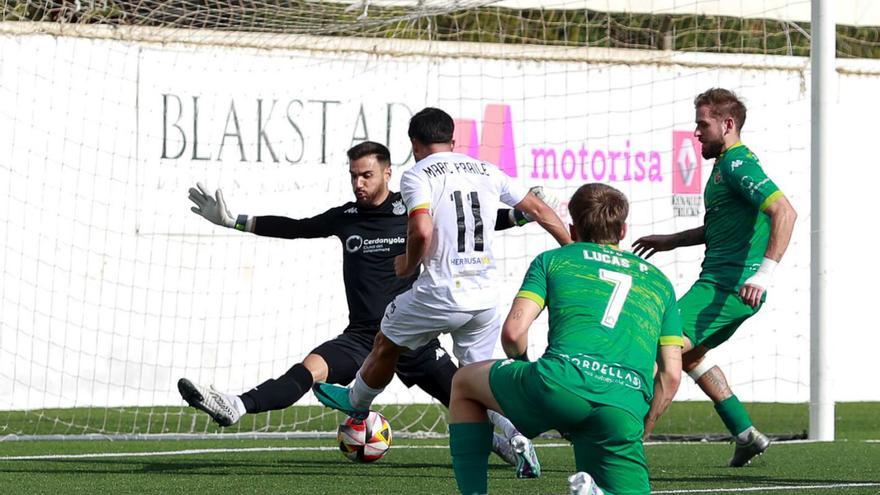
[350,156,391,206]
[701,135,724,159]
[694,106,724,159]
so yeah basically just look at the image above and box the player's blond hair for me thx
[694,88,747,131]
[568,183,628,245]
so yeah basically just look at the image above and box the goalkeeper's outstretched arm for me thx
[188,182,334,239]
[188,182,243,230]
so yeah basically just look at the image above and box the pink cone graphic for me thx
[454,104,517,177]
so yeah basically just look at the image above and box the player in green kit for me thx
[633,88,797,467]
[447,183,683,495]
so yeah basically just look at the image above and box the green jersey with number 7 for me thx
[516,242,683,420]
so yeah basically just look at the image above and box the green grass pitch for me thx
[1,403,878,494]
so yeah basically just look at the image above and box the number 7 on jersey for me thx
[599,269,632,328]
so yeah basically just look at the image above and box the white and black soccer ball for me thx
[337,411,392,463]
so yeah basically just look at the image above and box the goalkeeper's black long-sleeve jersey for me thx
[253,191,518,334]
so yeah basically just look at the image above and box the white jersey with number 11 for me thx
[400,151,528,311]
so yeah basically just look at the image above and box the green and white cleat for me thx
[729,427,771,467]
[312,382,369,420]
[569,471,605,495]
[177,378,242,427]
[510,434,541,479]
[492,433,518,466]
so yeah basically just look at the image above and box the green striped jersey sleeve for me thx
[660,289,684,347]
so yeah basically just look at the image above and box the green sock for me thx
[715,395,753,437]
[449,422,493,495]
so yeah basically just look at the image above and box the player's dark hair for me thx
[568,183,628,245]
[694,88,747,131]
[408,107,454,145]
[347,141,391,168]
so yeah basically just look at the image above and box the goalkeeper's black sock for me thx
[240,363,313,413]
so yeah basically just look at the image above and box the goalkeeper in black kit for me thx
[178,140,555,467]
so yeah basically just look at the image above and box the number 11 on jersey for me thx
[451,190,484,252]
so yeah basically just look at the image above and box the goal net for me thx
[1,0,875,440]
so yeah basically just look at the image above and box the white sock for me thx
[736,426,755,443]
[487,410,521,440]
[349,371,384,410]
[231,395,247,417]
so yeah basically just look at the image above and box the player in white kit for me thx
[315,107,572,478]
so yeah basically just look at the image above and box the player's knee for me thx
[451,366,468,390]
[301,354,329,382]
[374,332,404,359]
[451,366,477,399]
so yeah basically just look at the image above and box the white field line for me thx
[0,441,758,461]
[2,440,877,461]
[0,443,569,461]
[653,483,880,493]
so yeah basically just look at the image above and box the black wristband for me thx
[511,350,529,362]
[234,214,248,231]
[512,209,530,226]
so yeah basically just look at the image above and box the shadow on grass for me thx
[0,456,454,479]
[1,454,574,479]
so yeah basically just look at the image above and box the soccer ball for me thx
[337,411,392,463]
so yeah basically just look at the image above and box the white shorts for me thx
[381,288,499,366]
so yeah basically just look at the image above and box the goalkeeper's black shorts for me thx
[310,330,457,406]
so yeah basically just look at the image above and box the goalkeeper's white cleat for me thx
[569,471,605,495]
[510,434,541,478]
[177,378,244,427]
[491,432,518,466]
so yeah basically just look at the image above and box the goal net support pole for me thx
[810,0,835,442]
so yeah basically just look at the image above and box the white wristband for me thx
[743,257,777,291]
[756,257,778,277]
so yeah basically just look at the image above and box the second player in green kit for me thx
[634,88,797,467]
[679,142,782,349]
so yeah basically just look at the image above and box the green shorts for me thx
[679,279,762,349]
[489,359,649,495]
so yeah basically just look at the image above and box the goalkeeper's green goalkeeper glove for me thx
[188,182,249,231]
[510,186,561,226]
